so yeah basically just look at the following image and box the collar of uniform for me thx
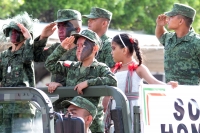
[5,45,25,57]
[74,59,99,68]
[100,33,109,42]
[180,28,196,42]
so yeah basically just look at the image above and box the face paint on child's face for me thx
[9,29,22,44]
[76,37,94,61]
[57,21,76,42]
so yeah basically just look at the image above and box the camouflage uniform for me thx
[159,4,200,85]
[34,41,77,85]
[33,9,81,85]
[45,29,117,133]
[0,39,35,87]
[0,13,43,132]
[96,34,115,68]
[83,7,115,68]
[62,96,97,133]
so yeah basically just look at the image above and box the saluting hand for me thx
[61,36,75,50]
[17,23,32,39]
[40,22,56,40]
[74,81,88,95]
[156,14,168,26]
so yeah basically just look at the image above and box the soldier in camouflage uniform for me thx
[83,7,115,68]
[155,3,200,85]
[0,12,42,132]
[33,9,82,89]
[62,96,97,133]
[45,29,117,133]
[83,8,115,124]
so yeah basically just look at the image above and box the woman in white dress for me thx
[110,33,177,132]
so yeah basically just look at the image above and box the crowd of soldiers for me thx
[0,3,200,133]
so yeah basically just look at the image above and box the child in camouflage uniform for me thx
[45,29,117,133]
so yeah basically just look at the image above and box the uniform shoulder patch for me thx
[63,60,72,67]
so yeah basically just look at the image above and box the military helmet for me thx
[3,21,22,37]
[2,12,38,39]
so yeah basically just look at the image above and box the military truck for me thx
[0,86,140,133]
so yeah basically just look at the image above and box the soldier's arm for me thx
[0,53,3,82]
[45,45,69,75]
[33,22,56,47]
[197,41,200,68]
[87,65,117,86]
[33,35,48,62]
[33,23,57,62]
[33,39,60,62]
[51,74,66,86]
[155,14,168,39]
[103,41,115,68]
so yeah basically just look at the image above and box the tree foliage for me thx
[0,0,200,34]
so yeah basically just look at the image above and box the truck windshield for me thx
[0,101,43,133]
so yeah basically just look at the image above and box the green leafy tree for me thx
[0,0,23,19]
[1,0,200,34]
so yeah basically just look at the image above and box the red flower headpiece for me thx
[129,38,134,44]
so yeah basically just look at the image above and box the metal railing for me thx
[0,86,141,133]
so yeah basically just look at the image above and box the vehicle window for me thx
[0,101,43,133]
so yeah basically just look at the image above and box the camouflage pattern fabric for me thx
[96,34,115,68]
[159,29,200,85]
[0,39,36,87]
[45,45,117,132]
[33,37,78,85]
[0,39,44,132]
[82,7,112,20]
[165,3,196,20]
[0,89,53,133]
[72,29,102,48]
[55,9,82,22]
[51,46,77,85]
[61,96,97,119]
[0,101,36,132]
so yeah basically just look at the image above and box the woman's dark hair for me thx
[112,33,142,66]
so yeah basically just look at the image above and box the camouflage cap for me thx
[61,96,97,119]
[165,3,196,20]
[55,9,82,23]
[82,7,112,20]
[72,29,102,48]
[3,21,21,37]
